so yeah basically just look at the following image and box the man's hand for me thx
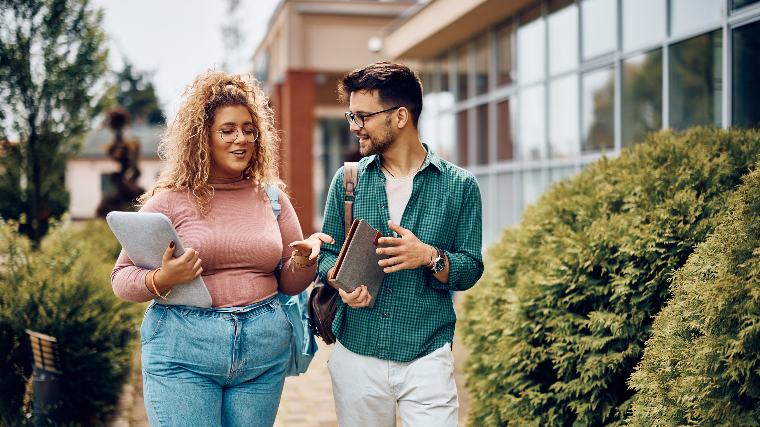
[338,285,372,308]
[375,220,435,274]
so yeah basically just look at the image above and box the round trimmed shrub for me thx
[627,164,760,425]
[460,128,760,426]
[0,219,141,426]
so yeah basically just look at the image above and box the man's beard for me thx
[359,121,395,156]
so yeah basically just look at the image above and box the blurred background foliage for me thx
[0,218,142,426]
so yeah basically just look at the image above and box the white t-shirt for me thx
[383,169,415,229]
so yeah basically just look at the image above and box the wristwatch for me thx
[430,246,445,273]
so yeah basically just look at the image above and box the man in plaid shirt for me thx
[317,62,483,426]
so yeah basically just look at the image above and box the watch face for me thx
[433,257,445,272]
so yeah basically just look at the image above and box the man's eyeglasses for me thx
[214,126,259,143]
[344,106,401,129]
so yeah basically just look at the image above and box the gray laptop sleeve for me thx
[106,211,213,307]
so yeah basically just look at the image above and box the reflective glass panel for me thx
[456,45,469,101]
[670,30,722,130]
[549,74,579,158]
[519,84,546,160]
[671,0,722,37]
[474,33,490,96]
[582,0,617,59]
[457,109,469,165]
[623,0,665,52]
[518,9,546,84]
[733,0,760,9]
[581,67,615,152]
[496,24,513,86]
[549,3,579,75]
[476,104,489,165]
[496,172,519,229]
[420,91,456,160]
[522,169,549,207]
[497,99,515,161]
[733,20,760,128]
[439,55,451,94]
[622,49,662,146]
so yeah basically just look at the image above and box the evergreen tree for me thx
[461,128,760,425]
[0,0,109,244]
[628,165,760,426]
[114,61,165,125]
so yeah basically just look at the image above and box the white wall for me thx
[66,159,163,219]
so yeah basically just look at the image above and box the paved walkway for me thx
[111,333,471,427]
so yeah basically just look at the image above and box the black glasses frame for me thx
[344,106,401,129]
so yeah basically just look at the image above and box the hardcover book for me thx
[330,219,386,307]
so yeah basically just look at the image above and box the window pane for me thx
[497,99,515,161]
[474,33,490,96]
[457,109,469,165]
[456,45,469,101]
[439,56,451,94]
[582,67,615,152]
[496,24,513,86]
[622,49,662,146]
[582,0,616,59]
[671,0,722,37]
[522,169,549,207]
[476,104,489,164]
[549,3,579,75]
[549,75,579,158]
[518,10,546,84]
[420,92,456,161]
[623,0,665,52]
[497,172,519,228]
[733,20,760,128]
[519,84,546,160]
[670,30,722,130]
[732,0,760,9]
[420,61,436,95]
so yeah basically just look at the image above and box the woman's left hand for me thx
[289,232,335,260]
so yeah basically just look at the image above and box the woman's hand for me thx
[288,232,335,261]
[152,242,203,294]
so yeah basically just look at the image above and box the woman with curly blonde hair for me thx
[111,71,332,427]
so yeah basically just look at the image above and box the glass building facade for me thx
[418,0,760,245]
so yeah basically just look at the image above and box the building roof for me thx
[76,124,164,160]
[383,0,532,59]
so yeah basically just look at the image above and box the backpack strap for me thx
[343,162,358,233]
[265,184,283,271]
[265,184,281,219]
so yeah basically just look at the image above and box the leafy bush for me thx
[627,165,760,426]
[0,219,141,426]
[460,128,760,426]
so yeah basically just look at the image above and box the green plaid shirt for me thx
[318,145,483,362]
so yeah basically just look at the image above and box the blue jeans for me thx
[140,296,292,427]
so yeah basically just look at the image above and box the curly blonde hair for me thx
[139,71,282,214]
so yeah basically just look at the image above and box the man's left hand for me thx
[376,220,434,273]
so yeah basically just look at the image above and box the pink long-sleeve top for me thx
[111,177,316,307]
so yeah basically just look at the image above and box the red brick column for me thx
[278,70,316,235]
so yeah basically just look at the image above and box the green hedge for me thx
[0,219,141,426]
[460,128,760,426]
[627,164,760,425]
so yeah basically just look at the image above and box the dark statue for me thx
[96,108,144,217]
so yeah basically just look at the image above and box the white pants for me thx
[328,341,459,427]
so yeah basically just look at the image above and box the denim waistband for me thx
[154,295,280,319]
